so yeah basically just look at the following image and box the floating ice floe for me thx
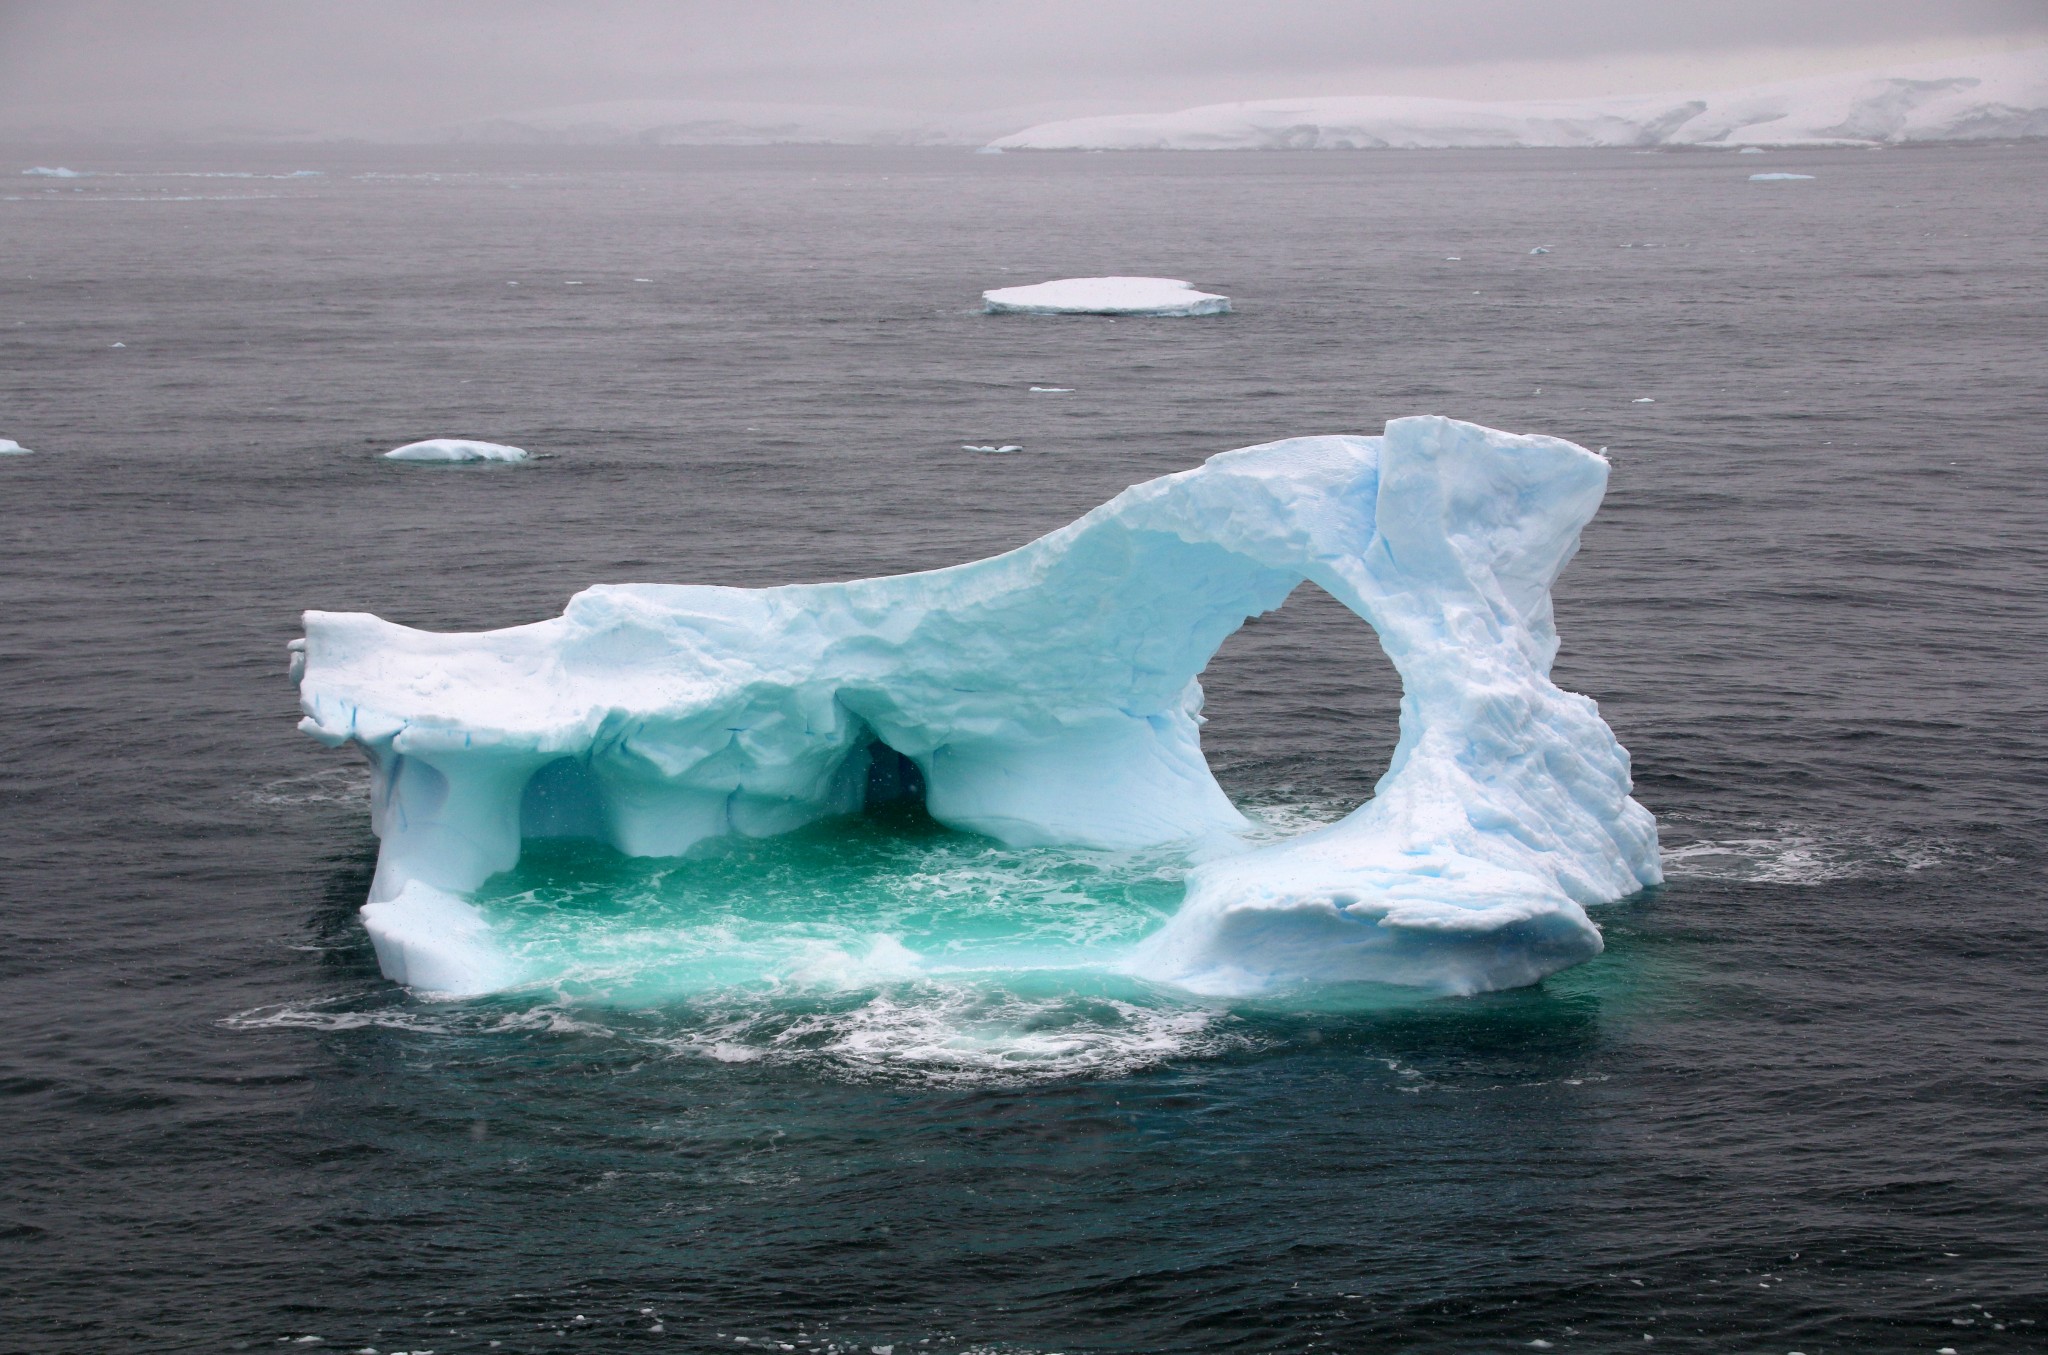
[0,438,33,455]
[382,438,530,463]
[982,276,1230,316]
[960,444,1023,453]
[1528,247,1551,255]
[1028,386,1075,392]
[1738,146,1768,153]
[1749,172,1816,181]
[22,166,85,177]
[295,415,1660,999]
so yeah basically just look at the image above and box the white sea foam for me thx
[244,765,371,808]
[225,981,1259,1086]
[655,984,1253,1085]
[1659,825,1959,885]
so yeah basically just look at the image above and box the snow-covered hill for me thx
[989,49,2048,150]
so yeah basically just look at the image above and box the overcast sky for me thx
[2,0,2044,137]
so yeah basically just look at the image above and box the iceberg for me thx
[0,438,32,455]
[987,48,2048,150]
[982,276,1230,316]
[296,416,1659,998]
[383,438,529,463]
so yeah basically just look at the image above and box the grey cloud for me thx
[1,0,2043,137]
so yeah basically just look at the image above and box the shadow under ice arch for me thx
[294,416,1661,998]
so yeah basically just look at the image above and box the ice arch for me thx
[294,416,1660,997]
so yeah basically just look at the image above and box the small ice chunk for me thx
[384,438,530,463]
[23,166,85,177]
[1749,172,1815,180]
[1028,386,1074,392]
[1444,256,1461,261]
[1739,146,1767,153]
[960,444,1023,453]
[1632,397,1654,403]
[1528,246,1550,254]
[974,145,1003,154]
[110,342,125,348]
[0,438,32,455]
[982,276,1229,316]
[634,278,653,282]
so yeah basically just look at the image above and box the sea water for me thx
[2,143,2045,1351]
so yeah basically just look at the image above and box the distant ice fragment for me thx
[1528,246,1550,254]
[0,438,32,455]
[297,415,1659,1000]
[1739,145,1767,153]
[982,276,1229,316]
[960,444,1023,453]
[1749,172,1815,180]
[22,166,85,177]
[383,438,530,463]
[1632,397,1655,403]
[1028,386,1075,392]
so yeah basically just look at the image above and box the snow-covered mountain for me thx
[988,48,2048,151]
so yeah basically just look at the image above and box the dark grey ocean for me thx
[2,142,2045,1353]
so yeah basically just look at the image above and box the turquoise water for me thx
[467,802,1354,1082]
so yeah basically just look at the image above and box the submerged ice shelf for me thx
[384,438,529,463]
[296,415,1659,999]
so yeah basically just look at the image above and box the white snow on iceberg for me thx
[296,416,1659,999]
[988,48,2048,150]
[982,277,1230,316]
[383,438,529,463]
